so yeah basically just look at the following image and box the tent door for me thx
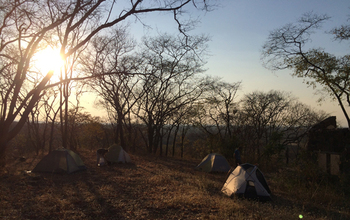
[244,180,257,198]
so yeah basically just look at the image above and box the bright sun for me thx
[33,47,64,75]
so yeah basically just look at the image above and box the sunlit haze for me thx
[33,47,64,76]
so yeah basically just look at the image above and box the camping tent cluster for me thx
[33,149,271,201]
[32,145,131,174]
[195,153,271,201]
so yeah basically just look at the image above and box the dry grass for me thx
[0,150,349,220]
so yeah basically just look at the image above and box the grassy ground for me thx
[0,150,349,220]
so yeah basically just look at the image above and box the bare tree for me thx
[26,102,49,155]
[239,90,328,163]
[164,103,195,157]
[191,77,241,156]
[133,33,209,154]
[202,79,241,138]
[0,0,214,165]
[240,90,294,160]
[79,26,142,150]
[280,101,328,164]
[261,12,350,127]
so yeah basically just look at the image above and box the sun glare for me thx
[33,47,64,75]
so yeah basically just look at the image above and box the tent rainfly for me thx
[195,153,231,173]
[32,148,86,174]
[221,163,271,201]
[105,144,131,163]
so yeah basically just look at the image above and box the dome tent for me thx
[105,144,131,164]
[221,163,271,201]
[32,148,86,174]
[195,153,231,173]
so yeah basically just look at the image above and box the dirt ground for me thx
[1,150,349,220]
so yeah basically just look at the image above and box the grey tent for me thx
[221,163,271,200]
[32,148,86,174]
[195,153,231,173]
[104,144,131,164]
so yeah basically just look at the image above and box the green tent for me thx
[195,153,231,173]
[32,148,86,174]
[105,144,131,163]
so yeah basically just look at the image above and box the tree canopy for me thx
[261,12,350,127]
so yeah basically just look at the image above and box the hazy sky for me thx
[83,0,350,126]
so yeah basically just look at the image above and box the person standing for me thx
[233,147,242,166]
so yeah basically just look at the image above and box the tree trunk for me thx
[118,113,125,148]
[0,72,53,166]
[172,124,180,157]
[159,134,163,156]
[153,126,160,154]
[165,126,174,157]
[148,125,154,154]
[0,134,9,167]
[113,122,119,144]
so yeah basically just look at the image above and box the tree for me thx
[280,101,328,164]
[164,97,199,157]
[239,90,328,163]
[80,26,141,150]
[0,0,213,165]
[133,33,209,154]
[65,108,105,150]
[261,12,350,127]
[25,92,53,155]
[202,78,241,138]
[240,90,295,160]
[192,78,241,157]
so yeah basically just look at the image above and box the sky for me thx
[83,0,350,127]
